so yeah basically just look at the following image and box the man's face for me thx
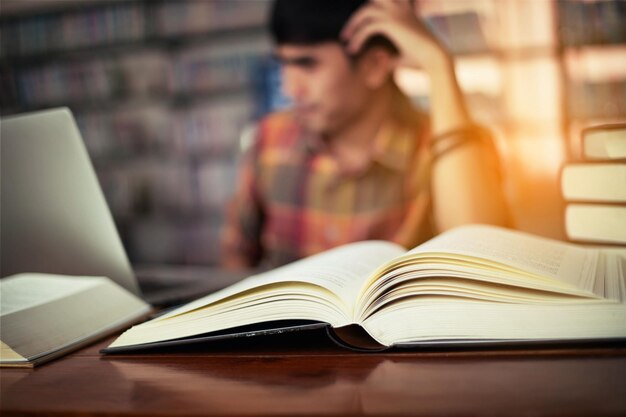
[274,43,371,135]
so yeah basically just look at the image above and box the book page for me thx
[1,274,149,365]
[606,136,626,158]
[363,291,626,347]
[407,225,598,294]
[0,341,27,362]
[0,274,105,316]
[156,241,405,321]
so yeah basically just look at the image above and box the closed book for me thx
[582,124,626,161]
[566,204,626,245]
[0,274,150,367]
[561,163,626,203]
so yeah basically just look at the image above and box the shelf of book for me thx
[0,0,276,266]
[0,0,269,59]
[556,0,626,161]
[560,124,626,246]
[1,25,268,66]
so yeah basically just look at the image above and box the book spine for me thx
[560,163,626,203]
[101,321,331,354]
[580,123,626,161]
[565,204,626,245]
[325,324,389,352]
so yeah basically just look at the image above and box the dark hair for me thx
[269,0,398,55]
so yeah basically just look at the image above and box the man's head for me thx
[269,0,398,136]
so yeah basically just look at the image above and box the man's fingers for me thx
[370,0,396,11]
[342,4,387,40]
[346,21,392,55]
[342,7,376,40]
[371,0,413,14]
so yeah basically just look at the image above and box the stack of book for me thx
[561,124,626,245]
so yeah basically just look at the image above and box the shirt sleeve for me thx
[220,137,265,269]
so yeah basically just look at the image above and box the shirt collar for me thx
[299,89,422,174]
[370,113,415,173]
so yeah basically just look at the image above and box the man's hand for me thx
[341,0,449,73]
[344,0,510,232]
[343,0,469,136]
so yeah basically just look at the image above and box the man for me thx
[222,0,509,269]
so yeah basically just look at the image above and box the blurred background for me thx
[1,0,625,268]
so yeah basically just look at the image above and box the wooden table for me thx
[2,328,626,417]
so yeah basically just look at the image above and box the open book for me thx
[104,225,626,352]
[1,274,150,367]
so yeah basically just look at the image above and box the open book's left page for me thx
[108,241,405,349]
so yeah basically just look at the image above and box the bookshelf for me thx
[556,0,626,160]
[0,0,279,265]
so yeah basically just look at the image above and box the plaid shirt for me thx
[221,91,436,268]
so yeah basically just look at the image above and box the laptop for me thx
[1,108,141,296]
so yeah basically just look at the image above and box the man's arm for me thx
[425,55,510,231]
[342,0,510,231]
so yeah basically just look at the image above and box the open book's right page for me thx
[409,225,601,296]
[357,225,626,347]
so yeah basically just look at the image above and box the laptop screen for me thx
[1,108,141,296]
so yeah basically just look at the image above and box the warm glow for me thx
[565,46,626,82]
[394,68,429,97]
[456,57,502,95]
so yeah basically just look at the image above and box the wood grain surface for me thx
[2,329,626,417]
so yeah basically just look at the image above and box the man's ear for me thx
[357,47,397,89]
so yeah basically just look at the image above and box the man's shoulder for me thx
[259,109,298,128]
[394,92,430,132]
[255,110,304,150]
